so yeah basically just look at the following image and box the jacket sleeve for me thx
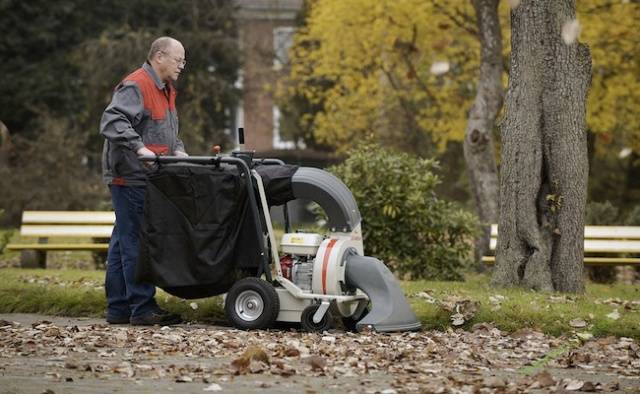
[100,83,146,152]
[174,106,186,154]
[174,132,186,154]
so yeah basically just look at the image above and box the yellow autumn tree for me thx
[280,0,639,158]
[280,0,490,154]
[579,1,640,150]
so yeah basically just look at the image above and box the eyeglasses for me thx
[160,50,186,66]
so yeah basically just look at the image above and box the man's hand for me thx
[136,146,156,157]
[174,150,189,157]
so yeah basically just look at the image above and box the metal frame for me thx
[140,153,368,324]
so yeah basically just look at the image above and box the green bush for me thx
[585,200,619,225]
[0,210,13,254]
[623,205,640,226]
[329,142,478,280]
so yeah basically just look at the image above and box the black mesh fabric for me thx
[136,163,298,299]
[255,164,298,206]
[136,164,261,298]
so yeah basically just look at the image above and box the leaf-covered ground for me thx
[0,314,638,393]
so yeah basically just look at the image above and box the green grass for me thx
[0,268,225,322]
[0,267,638,338]
[405,275,640,338]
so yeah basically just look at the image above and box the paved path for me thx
[0,314,638,393]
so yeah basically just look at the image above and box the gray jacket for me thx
[100,62,185,186]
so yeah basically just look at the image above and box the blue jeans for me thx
[105,185,157,319]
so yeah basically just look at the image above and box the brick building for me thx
[234,0,303,153]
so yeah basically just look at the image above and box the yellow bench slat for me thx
[6,243,109,251]
[20,225,114,238]
[489,224,640,239]
[22,211,115,224]
[481,256,640,266]
[488,238,640,253]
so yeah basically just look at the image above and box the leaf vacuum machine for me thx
[137,130,421,332]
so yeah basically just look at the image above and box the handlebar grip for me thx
[238,127,245,145]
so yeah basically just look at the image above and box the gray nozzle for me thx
[345,254,421,332]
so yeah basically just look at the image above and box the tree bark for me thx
[463,0,503,267]
[0,120,11,167]
[491,0,591,293]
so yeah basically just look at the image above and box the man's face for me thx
[159,43,186,82]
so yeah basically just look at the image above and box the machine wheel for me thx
[341,302,370,332]
[224,277,279,330]
[301,304,332,332]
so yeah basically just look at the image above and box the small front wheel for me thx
[341,301,370,332]
[225,278,279,330]
[301,304,332,332]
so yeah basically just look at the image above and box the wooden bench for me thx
[482,225,640,266]
[5,211,114,268]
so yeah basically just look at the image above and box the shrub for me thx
[329,142,478,280]
[623,205,640,226]
[586,201,619,225]
[0,113,108,226]
[0,210,14,255]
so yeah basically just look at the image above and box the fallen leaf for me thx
[606,309,620,320]
[576,332,593,341]
[231,346,270,374]
[415,292,436,303]
[231,356,250,374]
[243,346,270,365]
[451,313,465,326]
[533,370,555,388]
[569,318,587,328]
[565,379,584,391]
[284,347,300,357]
[304,355,327,371]
[44,328,61,337]
[602,382,619,392]
[483,376,506,388]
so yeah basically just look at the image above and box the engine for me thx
[279,233,323,292]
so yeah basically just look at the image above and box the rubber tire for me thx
[341,303,370,332]
[301,304,332,332]
[224,277,280,330]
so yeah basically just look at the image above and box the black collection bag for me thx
[136,163,298,299]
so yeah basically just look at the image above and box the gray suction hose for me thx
[291,167,361,232]
[291,166,420,332]
[345,254,422,332]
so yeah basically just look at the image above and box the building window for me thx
[273,26,295,70]
[272,106,296,149]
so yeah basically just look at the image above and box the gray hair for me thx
[147,37,178,62]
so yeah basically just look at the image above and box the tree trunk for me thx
[491,0,591,293]
[0,120,11,167]
[463,0,503,268]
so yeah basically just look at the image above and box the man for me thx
[100,37,188,325]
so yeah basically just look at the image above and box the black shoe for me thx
[106,315,130,324]
[130,309,182,326]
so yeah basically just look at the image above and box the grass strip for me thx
[518,343,574,375]
[0,268,638,338]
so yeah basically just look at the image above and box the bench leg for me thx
[92,251,107,270]
[20,250,46,269]
[92,237,109,270]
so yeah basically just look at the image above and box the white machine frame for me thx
[251,170,368,324]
